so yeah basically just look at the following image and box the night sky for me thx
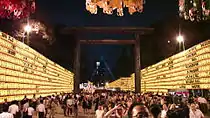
[34,0,210,82]
[36,0,178,26]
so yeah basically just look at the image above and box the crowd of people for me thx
[0,91,209,118]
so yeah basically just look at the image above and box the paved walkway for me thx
[33,106,95,118]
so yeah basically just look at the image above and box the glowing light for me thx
[177,35,184,43]
[96,62,100,66]
[24,25,32,33]
[168,40,171,43]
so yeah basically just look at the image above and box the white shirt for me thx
[0,112,13,118]
[95,109,104,118]
[23,102,29,112]
[161,110,167,118]
[76,94,80,98]
[27,107,34,116]
[67,99,74,106]
[189,109,204,118]
[62,96,66,101]
[37,104,45,112]
[8,104,19,115]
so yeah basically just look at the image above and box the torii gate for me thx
[62,27,153,93]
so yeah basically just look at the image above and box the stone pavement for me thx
[33,105,95,118]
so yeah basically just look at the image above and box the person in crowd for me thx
[127,102,149,118]
[74,97,79,118]
[160,104,168,118]
[0,106,13,118]
[49,99,57,118]
[94,95,100,111]
[66,95,74,116]
[104,104,121,118]
[179,102,190,118]
[36,100,45,118]
[173,95,179,104]
[189,103,204,118]
[197,95,208,114]
[22,100,29,118]
[0,99,9,113]
[82,97,88,114]
[63,94,67,116]
[43,97,50,118]
[150,102,161,118]
[1,91,210,118]
[87,96,93,114]
[3,99,9,111]
[31,94,37,111]
[95,104,105,118]
[8,101,19,118]
[27,103,35,118]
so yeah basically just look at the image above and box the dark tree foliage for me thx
[49,24,76,71]
[80,47,90,83]
[113,45,134,79]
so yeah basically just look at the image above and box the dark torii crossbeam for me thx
[80,39,135,44]
[61,27,153,93]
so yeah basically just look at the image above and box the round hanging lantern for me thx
[179,0,210,21]
[86,0,145,16]
[0,0,35,19]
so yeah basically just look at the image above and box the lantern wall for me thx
[107,77,134,91]
[141,40,210,93]
[0,32,74,102]
[108,40,210,93]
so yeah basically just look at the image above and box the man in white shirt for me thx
[67,97,74,106]
[189,103,204,118]
[66,96,74,116]
[8,101,19,118]
[27,103,35,118]
[36,100,45,118]
[95,105,104,118]
[0,106,13,118]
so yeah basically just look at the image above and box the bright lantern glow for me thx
[24,25,32,33]
[177,35,184,43]
[105,82,109,86]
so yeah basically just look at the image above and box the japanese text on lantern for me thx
[0,32,74,102]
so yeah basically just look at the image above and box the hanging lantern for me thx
[85,0,145,16]
[179,0,210,21]
[0,0,35,19]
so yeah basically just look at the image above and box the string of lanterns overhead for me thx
[0,0,35,19]
[86,0,145,16]
[179,0,210,21]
